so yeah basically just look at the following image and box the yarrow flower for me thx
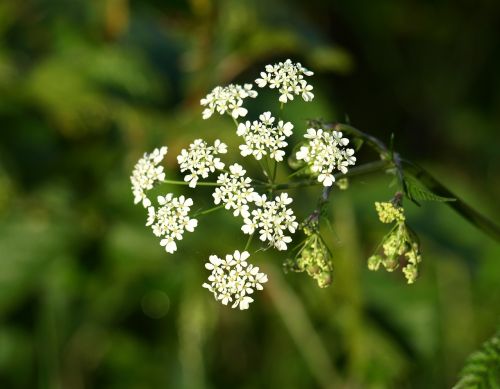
[255,59,314,103]
[130,147,168,207]
[202,250,268,310]
[213,163,256,218]
[146,194,198,254]
[242,193,298,251]
[200,83,258,119]
[177,139,227,188]
[237,111,294,162]
[296,128,356,187]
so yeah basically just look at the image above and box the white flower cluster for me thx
[146,194,198,254]
[255,59,314,103]
[202,250,268,310]
[237,111,294,162]
[296,128,356,187]
[201,83,258,120]
[177,139,227,188]
[130,59,359,310]
[130,147,167,207]
[242,193,298,251]
[213,163,256,218]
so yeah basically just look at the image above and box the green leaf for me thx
[402,160,500,241]
[403,173,456,204]
[453,328,500,389]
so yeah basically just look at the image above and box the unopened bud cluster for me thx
[368,200,422,284]
[284,223,333,288]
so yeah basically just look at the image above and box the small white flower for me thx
[241,192,298,251]
[237,111,293,162]
[177,139,227,188]
[147,194,198,254]
[146,206,156,226]
[296,128,356,187]
[203,250,268,310]
[213,163,256,218]
[255,59,314,104]
[130,147,168,208]
[200,83,257,119]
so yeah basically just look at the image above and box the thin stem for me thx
[287,166,308,179]
[329,122,500,241]
[329,123,389,156]
[264,156,273,182]
[272,160,391,191]
[162,179,220,187]
[329,122,405,189]
[272,160,278,183]
[257,158,270,180]
[244,233,254,251]
[193,204,225,217]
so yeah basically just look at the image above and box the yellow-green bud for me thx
[336,178,349,190]
[403,264,418,284]
[367,255,383,271]
[375,201,405,223]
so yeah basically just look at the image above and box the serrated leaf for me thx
[453,328,500,389]
[404,174,456,203]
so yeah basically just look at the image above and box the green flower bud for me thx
[367,255,383,271]
[375,201,405,223]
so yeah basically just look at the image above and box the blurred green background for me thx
[0,0,499,388]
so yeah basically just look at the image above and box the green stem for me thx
[244,233,254,251]
[328,122,500,242]
[287,166,308,179]
[402,160,500,241]
[161,179,219,187]
[193,204,225,217]
[257,158,270,180]
[272,160,278,183]
[272,160,391,191]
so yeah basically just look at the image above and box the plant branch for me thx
[325,122,500,242]
[272,160,390,191]
[402,160,500,241]
[161,179,220,187]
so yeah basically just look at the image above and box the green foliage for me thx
[403,173,456,204]
[453,328,500,389]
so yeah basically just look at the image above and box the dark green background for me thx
[0,0,499,388]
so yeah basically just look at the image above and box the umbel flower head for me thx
[130,59,370,310]
[255,59,314,103]
[368,200,422,284]
[146,194,198,254]
[213,163,256,218]
[242,193,298,251]
[203,250,268,310]
[200,83,258,119]
[237,111,294,162]
[130,147,167,207]
[177,139,227,188]
[296,128,356,187]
